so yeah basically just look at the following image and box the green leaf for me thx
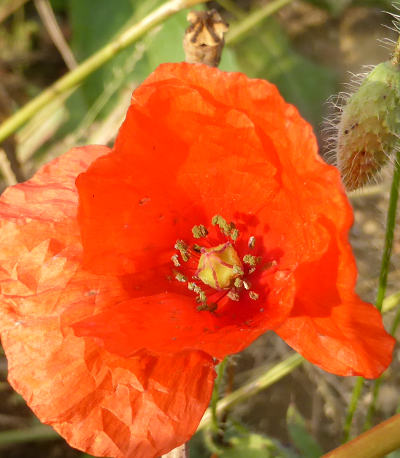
[219,433,281,458]
[66,0,196,124]
[230,18,337,130]
[287,405,323,458]
[68,0,159,107]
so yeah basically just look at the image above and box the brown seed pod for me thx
[183,9,229,67]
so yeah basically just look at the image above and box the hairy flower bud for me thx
[336,61,400,191]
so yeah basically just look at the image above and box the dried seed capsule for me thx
[336,61,400,191]
[183,9,228,67]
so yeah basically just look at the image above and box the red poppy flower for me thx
[0,63,395,458]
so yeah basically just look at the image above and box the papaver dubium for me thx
[0,63,394,458]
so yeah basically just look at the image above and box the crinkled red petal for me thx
[2,323,214,458]
[275,223,395,378]
[0,146,215,458]
[74,64,394,377]
[72,267,295,359]
[77,63,342,278]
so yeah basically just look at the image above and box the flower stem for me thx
[376,150,400,312]
[342,377,364,443]
[199,353,304,431]
[0,0,209,144]
[324,413,400,458]
[210,357,228,433]
[343,149,400,441]
[363,304,400,430]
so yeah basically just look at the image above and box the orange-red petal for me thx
[2,323,214,458]
[275,226,395,378]
[72,267,296,359]
[0,145,215,457]
[77,63,340,279]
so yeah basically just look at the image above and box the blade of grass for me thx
[0,0,209,144]
[0,425,58,448]
[34,0,78,70]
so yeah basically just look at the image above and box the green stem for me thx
[342,377,364,443]
[382,290,400,313]
[363,304,400,430]
[198,353,304,431]
[376,150,400,312]
[343,150,400,441]
[0,426,58,447]
[0,0,209,144]
[226,0,294,45]
[324,413,400,458]
[210,357,228,433]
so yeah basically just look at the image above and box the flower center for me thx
[171,215,262,312]
[197,242,243,290]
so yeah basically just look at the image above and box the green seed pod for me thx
[337,61,400,191]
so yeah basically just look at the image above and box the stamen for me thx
[243,254,261,266]
[175,272,187,283]
[249,291,259,300]
[175,240,190,262]
[243,280,251,290]
[171,254,181,267]
[188,282,202,294]
[212,214,239,240]
[192,224,208,238]
[227,289,240,301]
[172,216,262,313]
[231,228,239,241]
[233,265,244,276]
[197,302,217,312]
[193,244,202,252]
[198,291,207,303]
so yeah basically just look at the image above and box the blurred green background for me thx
[1,0,400,457]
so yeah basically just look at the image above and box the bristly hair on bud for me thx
[324,8,400,191]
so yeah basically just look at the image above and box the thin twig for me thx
[34,0,78,70]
